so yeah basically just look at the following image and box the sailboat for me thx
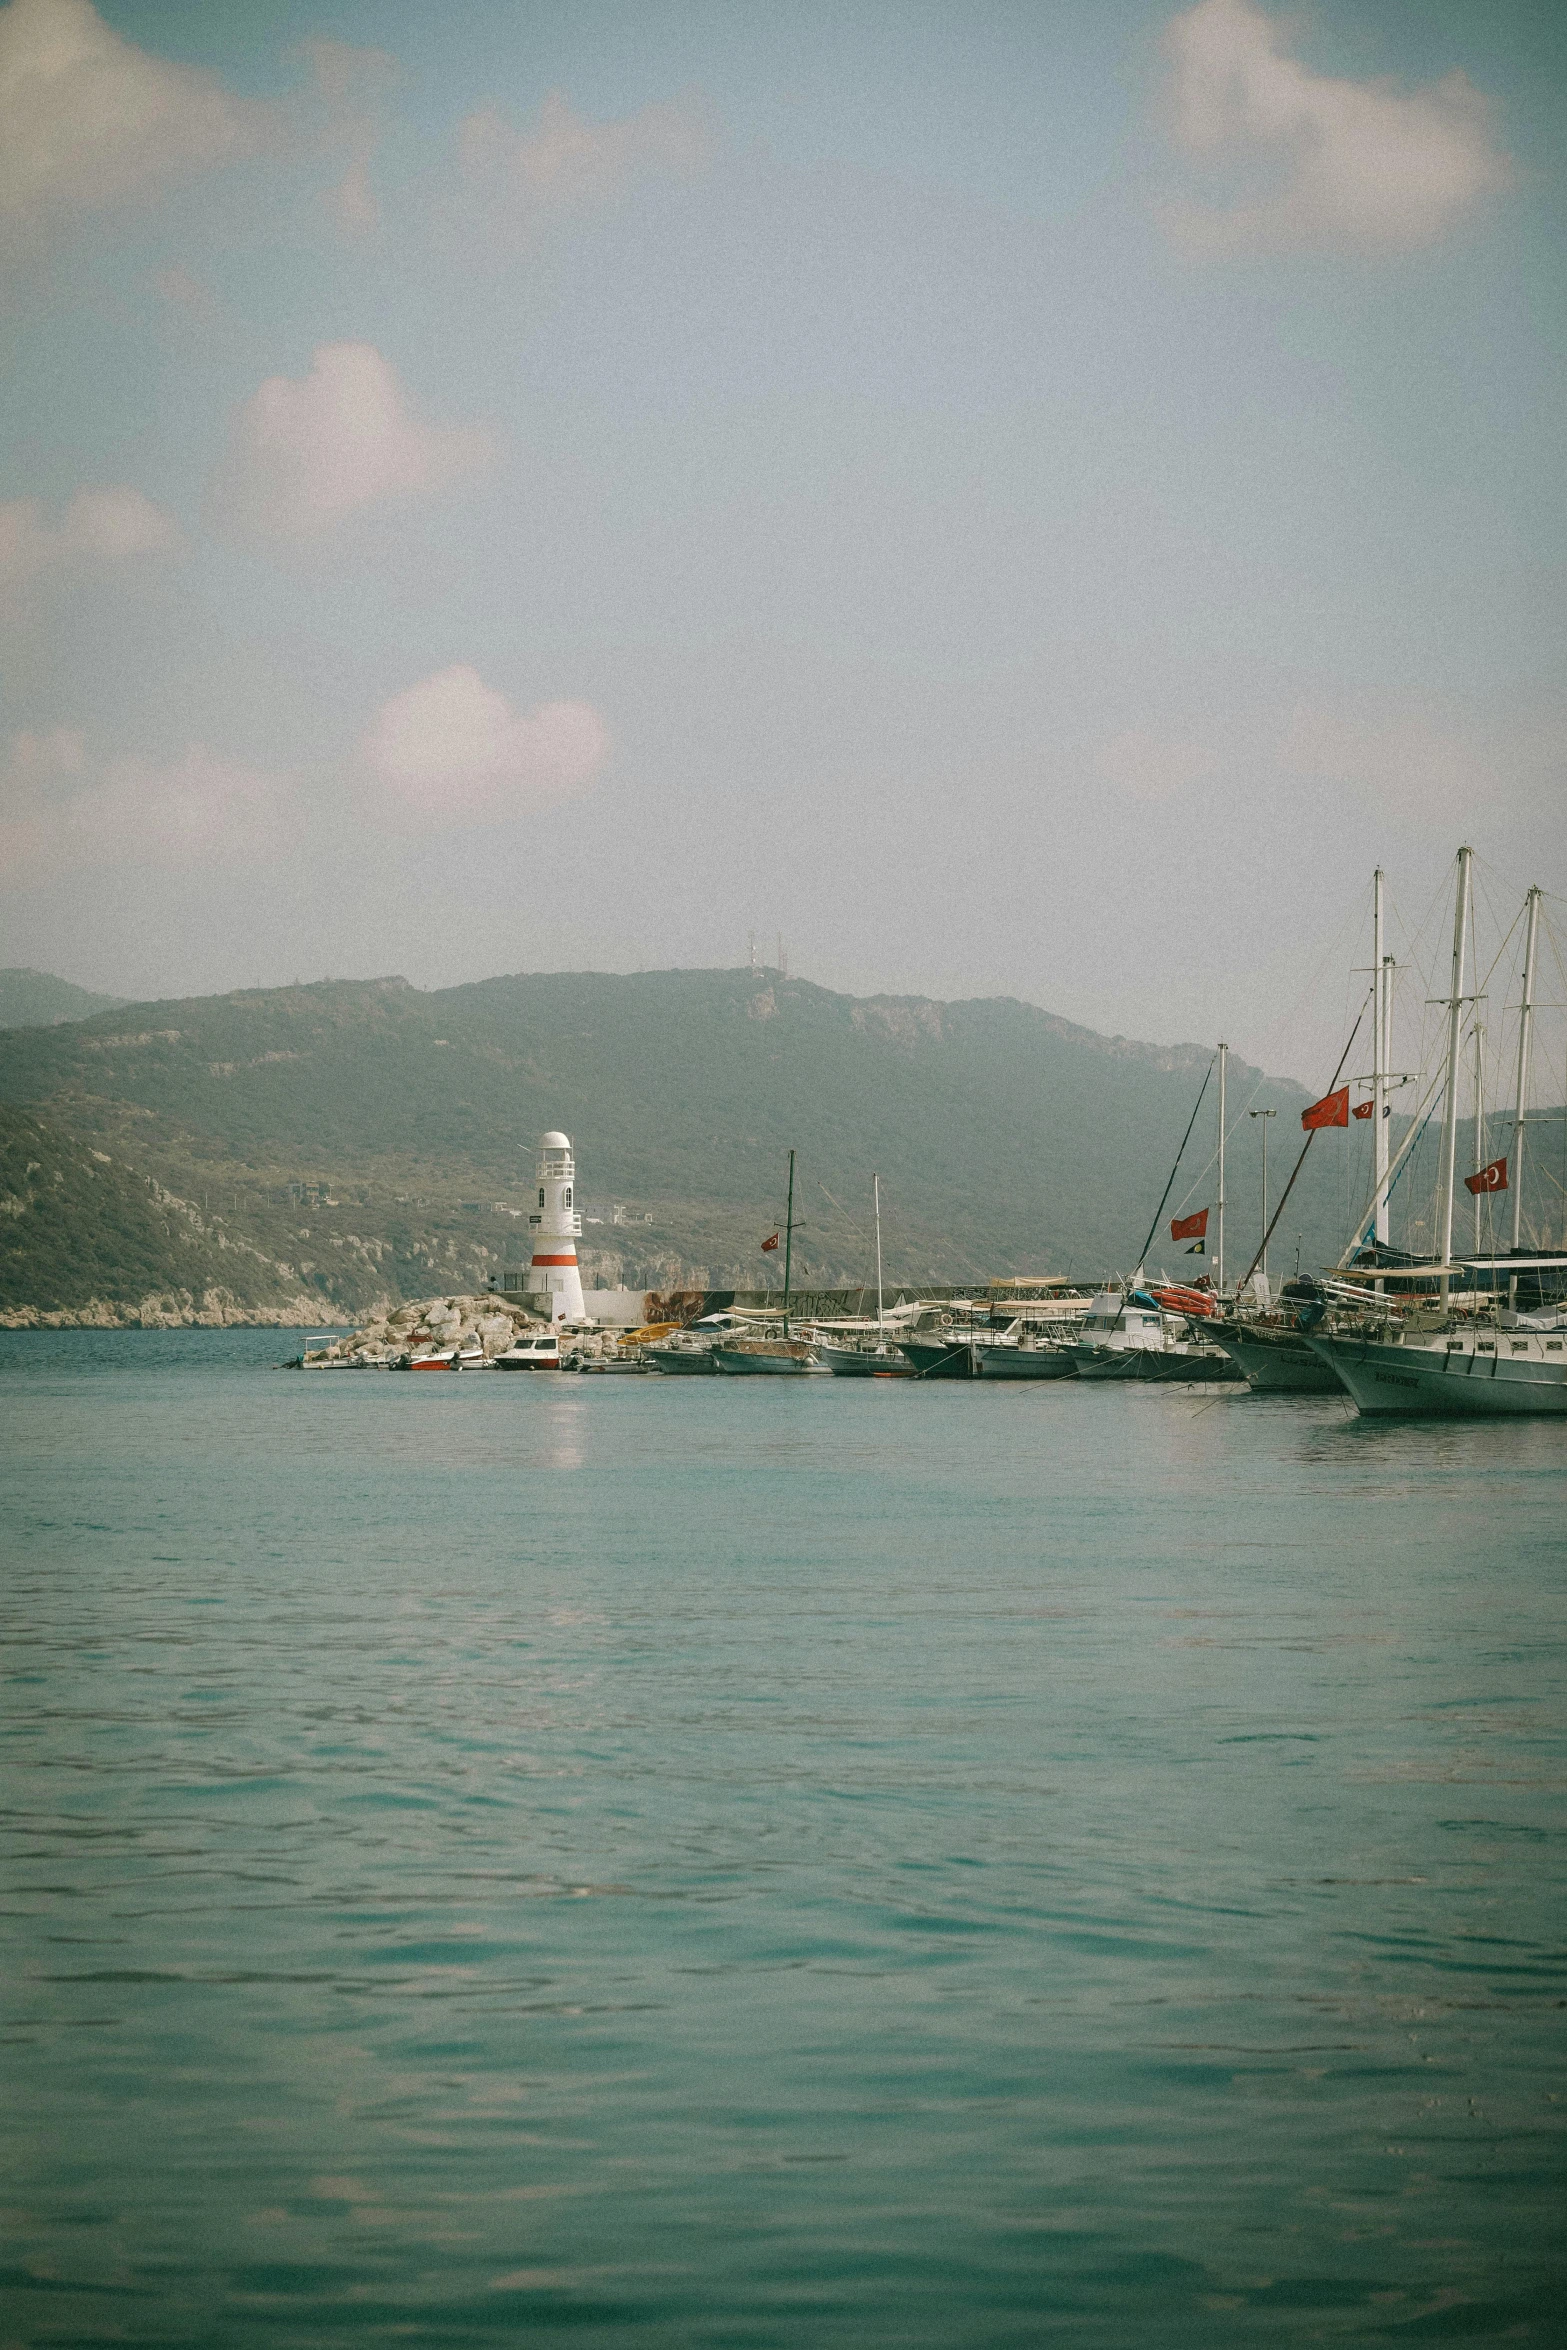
[817,1175,916,1376]
[1209,868,1395,1395]
[713,1150,820,1375]
[1069,1054,1241,1382]
[1308,854,1567,1414]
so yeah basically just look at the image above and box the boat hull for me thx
[973,1344,1077,1380]
[899,1339,980,1380]
[1071,1344,1241,1383]
[645,1348,719,1374]
[1207,1326,1343,1394]
[1307,1333,1567,1416]
[713,1346,817,1376]
[816,1343,914,1378]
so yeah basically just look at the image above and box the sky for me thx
[1,0,1563,1084]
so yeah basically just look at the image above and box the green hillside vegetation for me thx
[4,966,1555,1321]
[0,1105,346,1324]
[0,969,125,1028]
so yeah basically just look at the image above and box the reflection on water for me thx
[1,1329,1563,2347]
[539,1392,587,1472]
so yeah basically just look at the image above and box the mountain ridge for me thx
[0,969,128,1029]
[0,964,1362,1318]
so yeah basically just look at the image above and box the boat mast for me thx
[1216,1041,1227,1296]
[1372,869,1390,1249]
[1472,1018,1485,1255]
[1248,1108,1275,1279]
[873,1171,884,1337]
[1436,846,1473,1309]
[782,1148,795,1338]
[1508,887,1542,1303]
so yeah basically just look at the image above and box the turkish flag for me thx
[1464,1156,1508,1195]
[1170,1208,1209,1241]
[1302,1086,1350,1131]
[761,1231,780,1252]
[1353,1099,1374,1119]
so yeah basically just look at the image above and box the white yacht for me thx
[1308,1311,1567,1416]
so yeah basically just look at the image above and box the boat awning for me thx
[1456,1257,1567,1271]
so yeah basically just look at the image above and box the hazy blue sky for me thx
[1,0,1563,1081]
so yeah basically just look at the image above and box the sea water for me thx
[2,1329,1563,2347]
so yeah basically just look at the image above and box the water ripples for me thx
[2,1330,1564,2344]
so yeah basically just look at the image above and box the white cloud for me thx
[0,485,182,593]
[0,0,271,244]
[363,666,608,821]
[209,343,494,543]
[457,87,710,230]
[0,727,290,880]
[1160,0,1510,255]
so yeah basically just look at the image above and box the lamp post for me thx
[1249,1109,1276,1282]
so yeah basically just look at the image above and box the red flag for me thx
[1170,1207,1209,1242]
[760,1231,780,1252]
[1353,1099,1374,1119]
[1463,1156,1508,1196]
[1301,1086,1350,1131]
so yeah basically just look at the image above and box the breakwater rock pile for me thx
[301,1295,538,1369]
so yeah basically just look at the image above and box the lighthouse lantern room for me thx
[526,1131,585,1324]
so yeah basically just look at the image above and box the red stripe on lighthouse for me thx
[531,1253,578,1266]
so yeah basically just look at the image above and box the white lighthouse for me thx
[526,1131,585,1324]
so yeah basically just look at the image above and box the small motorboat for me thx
[494,1333,562,1370]
[1069,1292,1242,1382]
[407,1346,459,1371]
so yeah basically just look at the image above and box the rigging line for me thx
[817,1184,869,1247]
[1238,889,1366,1080]
[1393,860,1459,1012]
[1238,1001,1366,1292]
[1133,1058,1214,1273]
[1167,1052,1292,1215]
[1470,881,1524,1006]
[1376,1093,1442,1217]
[1472,847,1567,912]
[1471,860,1501,991]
